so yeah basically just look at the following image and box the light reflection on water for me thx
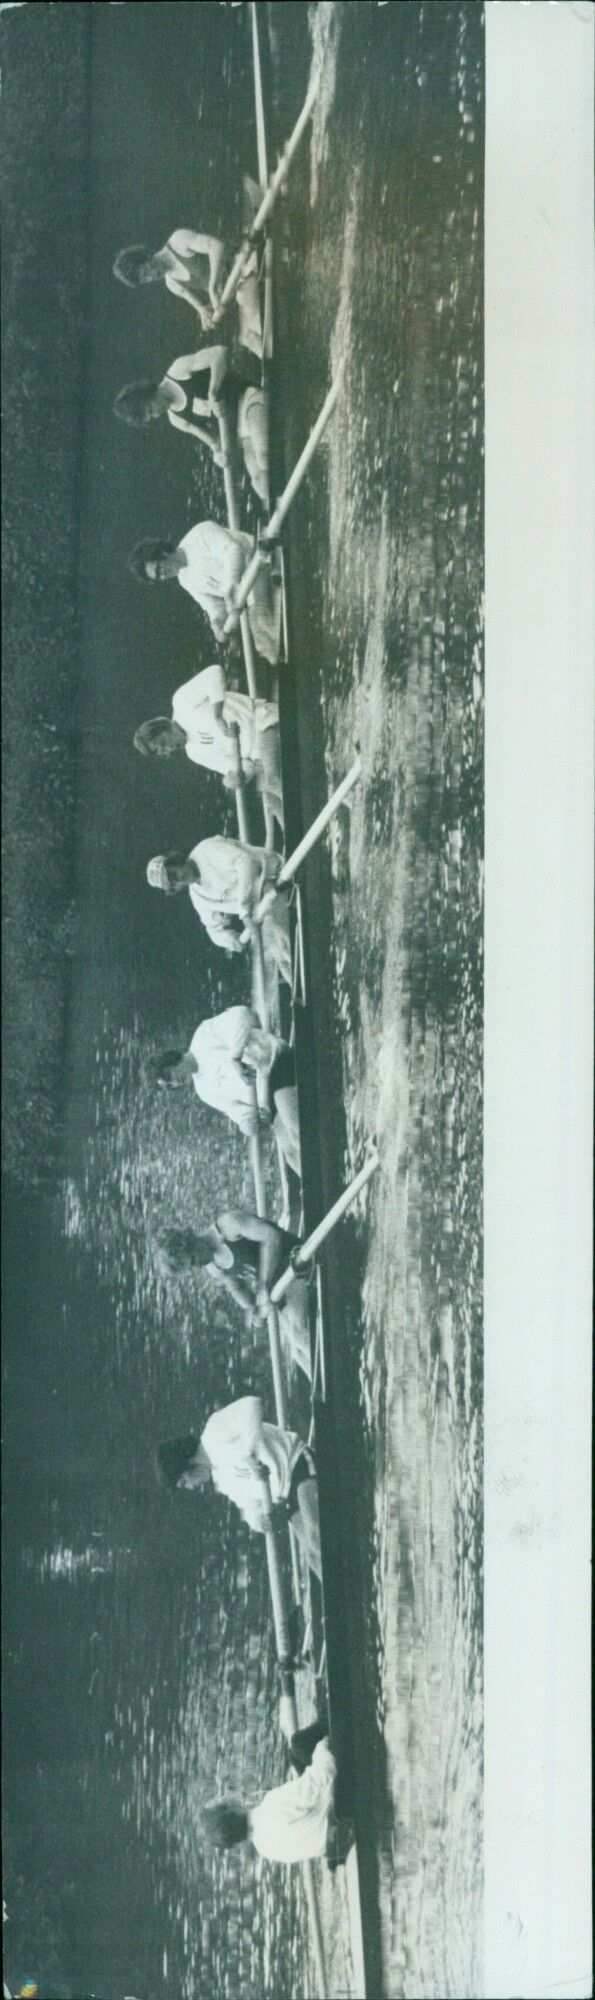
[283,5,484,1993]
[59,1017,310,2000]
[42,6,483,1995]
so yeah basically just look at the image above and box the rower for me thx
[155,1393,321,1580]
[153,1005,301,1174]
[201,1718,336,1866]
[145,837,291,981]
[128,519,280,665]
[112,175,263,350]
[133,662,284,832]
[113,344,269,503]
[153,1212,312,1384]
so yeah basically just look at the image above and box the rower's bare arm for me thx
[216,1209,245,1240]
[165,274,213,326]
[231,1215,294,1287]
[220,1210,267,1243]
[216,1267,254,1314]
[169,230,227,309]
[168,411,221,453]
[169,228,220,262]
[169,345,226,382]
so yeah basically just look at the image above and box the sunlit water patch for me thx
[280,5,486,1992]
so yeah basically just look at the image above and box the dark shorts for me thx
[217,344,262,406]
[286,1447,316,1516]
[268,1045,296,1099]
[290,1716,330,1775]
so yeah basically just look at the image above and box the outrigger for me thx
[190,8,375,1992]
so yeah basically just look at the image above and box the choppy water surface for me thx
[5,8,483,1997]
[276,4,484,1994]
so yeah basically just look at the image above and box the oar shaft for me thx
[250,1137,287,1425]
[270,1150,379,1304]
[251,0,274,359]
[251,0,269,185]
[264,1539,327,1994]
[250,922,270,1032]
[250,1137,303,1602]
[264,1522,293,1667]
[218,407,239,527]
[231,751,250,847]
[254,757,362,925]
[218,409,261,701]
[303,1863,329,1999]
[223,372,343,635]
[277,756,361,886]
[266,370,343,542]
[213,76,319,324]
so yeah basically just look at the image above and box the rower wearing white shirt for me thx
[128,520,280,666]
[250,1738,337,1862]
[155,1396,321,1577]
[155,1003,273,1140]
[145,837,291,980]
[154,1007,301,1174]
[200,1719,337,1865]
[172,664,278,773]
[133,663,284,830]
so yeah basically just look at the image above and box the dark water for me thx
[3,6,483,1997]
[271,4,484,1993]
[3,9,304,1998]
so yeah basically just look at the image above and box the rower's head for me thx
[155,1434,211,1492]
[112,245,161,288]
[154,1049,197,1089]
[146,852,196,894]
[114,380,168,427]
[154,1226,213,1277]
[133,718,185,761]
[128,537,182,583]
[201,1799,250,1851]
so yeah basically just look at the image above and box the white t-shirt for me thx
[177,521,252,630]
[200,1395,303,1531]
[189,1005,257,1136]
[251,1739,337,1863]
[189,836,275,916]
[172,665,278,775]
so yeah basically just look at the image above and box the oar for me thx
[271,1149,380,1306]
[258,1471,329,1998]
[250,0,274,361]
[237,756,362,947]
[216,407,259,692]
[223,370,344,636]
[211,71,320,329]
[255,756,362,925]
[218,413,276,849]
